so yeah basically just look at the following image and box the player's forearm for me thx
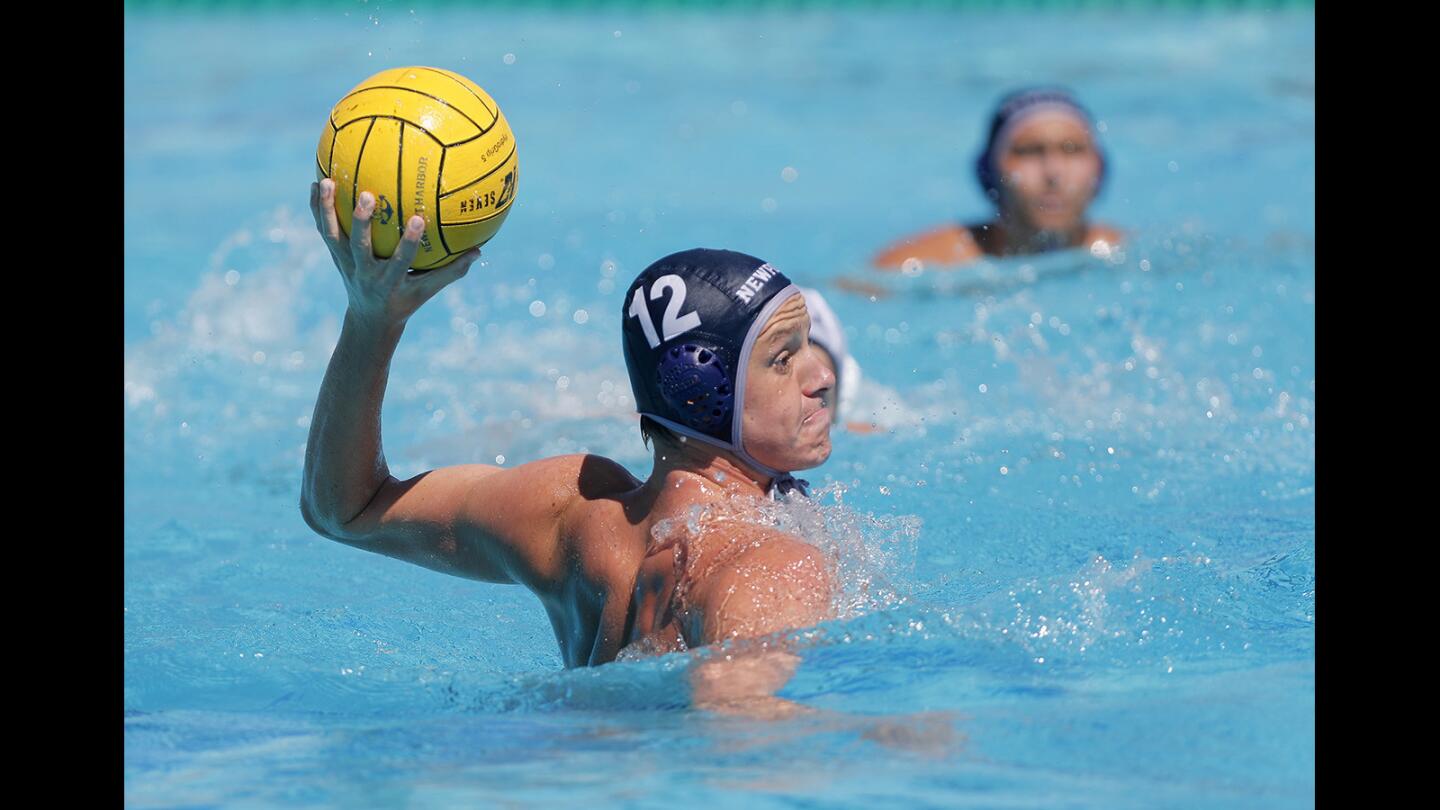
[300,310,406,536]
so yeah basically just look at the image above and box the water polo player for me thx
[301,181,837,698]
[873,87,1122,269]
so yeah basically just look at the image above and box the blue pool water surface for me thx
[125,6,1314,807]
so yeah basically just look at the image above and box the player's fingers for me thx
[385,216,426,279]
[315,179,343,244]
[310,180,354,272]
[309,181,322,228]
[349,191,376,266]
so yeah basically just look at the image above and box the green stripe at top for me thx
[124,0,1316,12]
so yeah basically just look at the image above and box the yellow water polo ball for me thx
[316,66,519,270]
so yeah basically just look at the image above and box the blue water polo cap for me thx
[622,248,802,483]
[974,86,1108,203]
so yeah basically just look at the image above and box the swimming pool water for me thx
[125,6,1314,807]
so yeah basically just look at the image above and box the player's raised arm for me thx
[299,180,576,587]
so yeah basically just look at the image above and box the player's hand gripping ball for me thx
[317,66,519,270]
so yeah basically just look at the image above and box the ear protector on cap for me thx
[657,343,734,433]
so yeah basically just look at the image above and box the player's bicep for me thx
[340,462,568,584]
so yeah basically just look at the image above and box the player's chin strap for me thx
[768,473,811,500]
[733,438,810,500]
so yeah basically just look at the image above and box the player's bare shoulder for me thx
[502,453,640,508]
[872,223,983,269]
[1086,222,1125,248]
[565,453,644,502]
[544,454,647,562]
[685,527,836,645]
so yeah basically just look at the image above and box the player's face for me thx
[741,295,835,472]
[997,111,1102,234]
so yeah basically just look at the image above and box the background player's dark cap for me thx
[974,86,1108,202]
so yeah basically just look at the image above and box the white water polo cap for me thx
[799,287,861,421]
[622,248,806,496]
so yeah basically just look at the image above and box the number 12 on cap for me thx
[629,274,702,349]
